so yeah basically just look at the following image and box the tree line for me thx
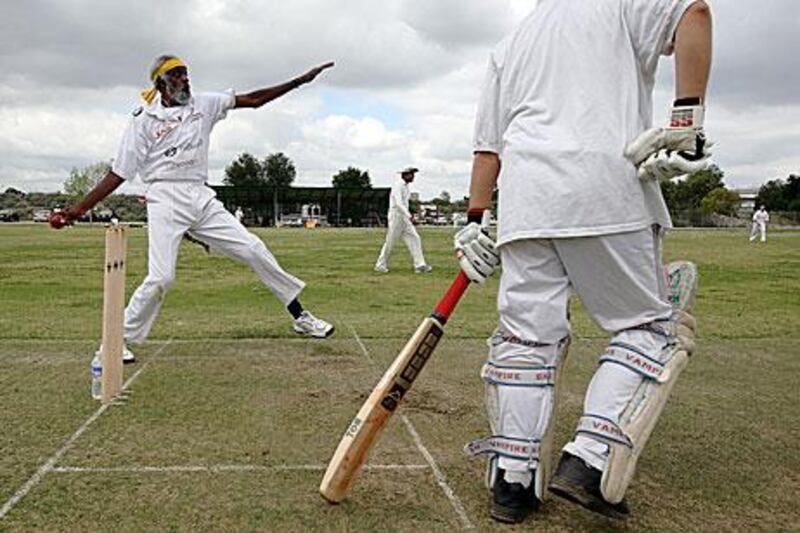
[223,152,373,190]
[1,152,797,223]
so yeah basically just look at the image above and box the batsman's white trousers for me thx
[124,182,305,343]
[375,211,427,269]
[494,226,672,473]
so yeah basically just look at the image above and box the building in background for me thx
[734,188,758,217]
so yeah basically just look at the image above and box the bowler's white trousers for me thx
[375,210,427,269]
[491,226,673,473]
[124,182,305,343]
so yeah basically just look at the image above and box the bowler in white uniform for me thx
[51,55,336,360]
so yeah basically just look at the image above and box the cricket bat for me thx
[320,271,472,503]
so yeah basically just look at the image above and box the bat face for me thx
[320,271,471,504]
[320,318,444,503]
[380,323,443,412]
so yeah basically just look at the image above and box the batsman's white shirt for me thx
[474,0,697,245]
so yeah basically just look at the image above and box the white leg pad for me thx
[586,343,690,503]
[465,331,570,500]
[590,260,698,504]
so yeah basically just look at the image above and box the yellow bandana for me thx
[140,57,187,104]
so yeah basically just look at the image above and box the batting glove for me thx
[454,222,500,284]
[636,145,712,181]
[625,101,713,180]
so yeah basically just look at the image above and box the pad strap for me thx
[625,319,673,340]
[488,330,553,349]
[465,435,540,464]
[575,414,633,449]
[602,343,674,383]
[481,362,556,387]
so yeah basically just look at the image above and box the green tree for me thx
[664,165,725,211]
[64,161,111,197]
[700,187,740,216]
[430,191,452,210]
[224,153,265,188]
[263,152,296,188]
[788,175,800,211]
[451,196,470,211]
[756,179,786,211]
[332,166,372,189]
[756,174,800,212]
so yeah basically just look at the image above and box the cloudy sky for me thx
[1,0,797,199]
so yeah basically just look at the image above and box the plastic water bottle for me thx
[91,352,102,400]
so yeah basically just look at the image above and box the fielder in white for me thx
[374,167,432,273]
[750,205,769,242]
[454,0,712,523]
[50,55,336,362]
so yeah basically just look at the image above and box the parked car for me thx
[95,209,115,222]
[0,208,20,222]
[32,209,51,222]
[451,212,496,227]
[452,213,468,227]
[80,209,116,223]
[278,213,304,227]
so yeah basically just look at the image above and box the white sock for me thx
[504,469,533,488]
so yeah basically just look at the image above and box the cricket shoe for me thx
[95,344,136,364]
[374,265,389,273]
[548,452,630,520]
[490,469,541,524]
[414,264,433,273]
[293,311,334,338]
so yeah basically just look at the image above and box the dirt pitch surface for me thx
[1,224,798,531]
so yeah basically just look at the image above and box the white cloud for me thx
[0,0,797,201]
[399,0,515,48]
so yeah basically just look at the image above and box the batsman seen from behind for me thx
[454,0,712,524]
[50,55,336,362]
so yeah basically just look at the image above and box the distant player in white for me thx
[454,0,712,523]
[374,167,432,273]
[50,55,336,362]
[750,205,769,242]
[235,206,245,224]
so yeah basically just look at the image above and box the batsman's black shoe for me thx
[490,469,540,524]
[548,452,630,520]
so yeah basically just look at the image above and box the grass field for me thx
[1,223,799,531]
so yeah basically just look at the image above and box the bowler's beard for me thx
[165,80,191,106]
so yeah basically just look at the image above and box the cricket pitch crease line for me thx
[52,464,430,474]
[0,339,174,521]
[347,324,475,531]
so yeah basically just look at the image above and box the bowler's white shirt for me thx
[113,91,236,184]
[389,177,412,218]
[474,0,697,245]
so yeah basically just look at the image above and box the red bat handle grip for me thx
[432,271,471,323]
